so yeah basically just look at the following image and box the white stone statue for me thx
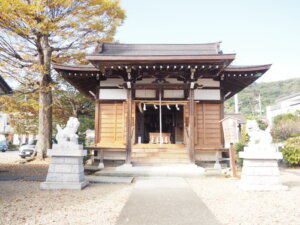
[41,116,88,190]
[239,120,287,191]
[246,120,274,152]
[56,117,80,145]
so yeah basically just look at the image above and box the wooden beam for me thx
[125,88,133,164]
[189,89,195,163]
[132,83,189,90]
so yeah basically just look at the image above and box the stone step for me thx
[132,148,188,153]
[132,152,189,158]
[132,157,191,164]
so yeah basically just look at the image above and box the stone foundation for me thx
[239,150,288,191]
[40,144,89,190]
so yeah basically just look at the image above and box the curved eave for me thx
[222,64,272,100]
[53,63,99,72]
[223,64,272,72]
[53,64,100,99]
[86,54,236,64]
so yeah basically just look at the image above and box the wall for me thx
[195,102,223,148]
[266,95,300,123]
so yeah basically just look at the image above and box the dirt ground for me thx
[1,157,300,225]
[0,163,49,176]
[0,181,132,225]
[188,169,300,225]
[0,150,49,176]
[0,153,134,225]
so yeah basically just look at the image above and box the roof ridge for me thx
[101,42,222,46]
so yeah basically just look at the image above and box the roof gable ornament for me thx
[95,42,104,54]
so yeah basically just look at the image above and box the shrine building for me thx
[53,42,270,165]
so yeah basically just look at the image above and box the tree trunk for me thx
[36,35,53,160]
[36,88,52,160]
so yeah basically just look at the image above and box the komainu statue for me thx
[56,117,80,144]
[245,120,273,151]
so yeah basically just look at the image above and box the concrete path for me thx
[116,177,220,225]
[95,165,206,177]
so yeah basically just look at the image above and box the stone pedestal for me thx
[239,148,287,191]
[40,143,89,190]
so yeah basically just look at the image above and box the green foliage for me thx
[0,92,39,134]
[234,142,245,165]
[241,125,250,143]
[233,125,249,166]
[282,137,300,165]
[78,134,86,146]
[0,86,95,135]
[78,116,95,133]
[273,113,299,126]
[257,119,268,131]
[225,78,300,116]
[271,113,300,142]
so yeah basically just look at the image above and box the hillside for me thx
[224,78,300,116]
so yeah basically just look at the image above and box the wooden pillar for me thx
[125,88,132,164]
[94,86,100,145]
[94,100,100,144]
[220,90,225,147]
[93,87,100,160]
[189,89,195,163]
[229,143,237,177]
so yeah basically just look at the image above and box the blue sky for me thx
[115,0,300,83]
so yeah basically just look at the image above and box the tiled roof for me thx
[224,113,247,124]
[96,42,222,56]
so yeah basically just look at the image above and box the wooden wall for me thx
[96,102,127,147]
[195,102,223,149]
[95,101,136,148]
[95,101,223,150]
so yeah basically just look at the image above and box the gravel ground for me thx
[0,181,133,225]
[1,160,300,225]
[187,169,300,225]
[0,163,49,176]
[0,150,22,163]
[0,161,133,225]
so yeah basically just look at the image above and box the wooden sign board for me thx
[221,117,239,147]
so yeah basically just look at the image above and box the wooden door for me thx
[196,103,223,148]
[97,102,126,147]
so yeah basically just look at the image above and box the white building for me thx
[0,76,13,141]
[0,113,12,134]
[266,92,300,123]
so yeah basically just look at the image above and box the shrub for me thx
[234,142,245,166]
[257,119,268,131]
[233,125,249,166]
[273,113,299,126]
[271,113,300,142]
[282,137,300,165]
[241,124,249,143]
